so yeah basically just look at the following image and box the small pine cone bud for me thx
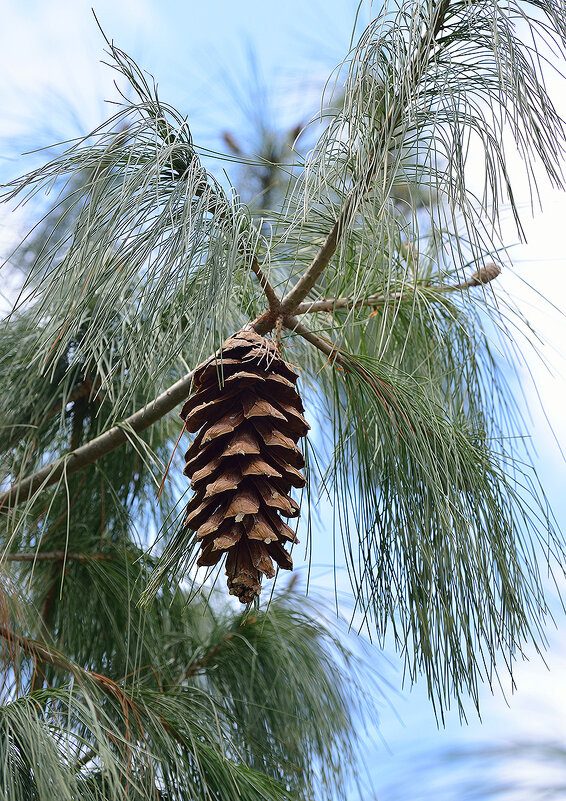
[469,262,501,286]
[180,330,309,603]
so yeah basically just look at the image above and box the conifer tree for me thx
[2,1,566,798]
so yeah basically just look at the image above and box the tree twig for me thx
[1,624,77,675]
[0,624,134,701]
[283,315,346,366]
[292,274,490,315]
[279,204,351,317]
[284,263,501,362]
[250,255,280,315]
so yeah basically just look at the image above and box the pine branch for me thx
[0,624,93,681]
[292,265,501,314]
[0,305,278,509]
[278,1,452,317]
[1,306,279,509]
[0,259,502,511]
[0,369,195,509]
[1,624,148,722]
[250,255,280,315]
[279,208,351,316]
[283,315,346,365]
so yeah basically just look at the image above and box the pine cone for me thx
[180,330,309,603]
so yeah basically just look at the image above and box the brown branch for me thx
[0,625,136,704]
[284,264,502,361]
[1,624,74,675]
[1,622,189,778]
[279,204,351,317]
[1,299,284,506]
[0,368,195,510]
[2,551,115,563]
[1,261,500,512]
[250,255,280,315]
[283,315,346,367]
[0,302,281,506]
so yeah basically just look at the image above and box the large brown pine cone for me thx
[180,330,309,603]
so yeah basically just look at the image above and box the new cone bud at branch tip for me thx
[469,262,501,286]
[179,330,309,603]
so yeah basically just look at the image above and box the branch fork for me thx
[0,241,500,510]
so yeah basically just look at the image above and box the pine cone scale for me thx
[221,427,262,457]
[241,394,288,420]
[239,455,283,479]
[203,469,241,497]
[181,384,239,421]
[225,487,261,518]
[201,408,245,442]
[244,512,279,543]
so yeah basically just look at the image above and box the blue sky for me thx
[2,2,566,798]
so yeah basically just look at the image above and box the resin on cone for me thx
[180,330,309,603]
